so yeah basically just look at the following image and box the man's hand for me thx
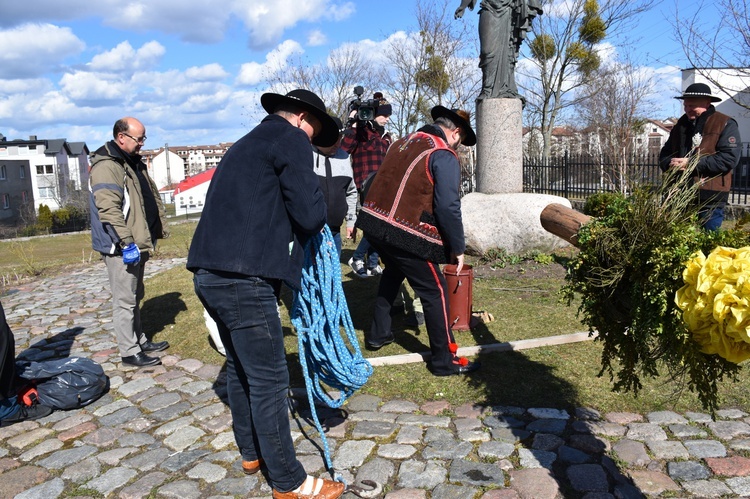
[346,227,357,242]
[669,157,689,170]
[455,253,464,274]
[122,243,141,265]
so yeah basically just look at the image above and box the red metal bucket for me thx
[443,264,473,331]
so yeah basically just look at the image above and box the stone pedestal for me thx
[475,98,523,193]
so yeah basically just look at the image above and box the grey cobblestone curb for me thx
[1,259,750,498]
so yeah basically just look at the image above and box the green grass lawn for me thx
[4,222,750,414]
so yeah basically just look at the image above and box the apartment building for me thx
[141,142,233,182]
[0,134,89,222]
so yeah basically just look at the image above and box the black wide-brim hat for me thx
[675,82,722,103]
[431,105,477,146]
[260,89,340,147]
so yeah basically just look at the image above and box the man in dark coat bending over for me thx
[356,106,480,376]
[187,89,344,499]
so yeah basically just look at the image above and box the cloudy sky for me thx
[0,0,699,150]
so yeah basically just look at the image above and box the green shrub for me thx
[582,191,626,217]
[562,169,750,412]
[36,204,53,233]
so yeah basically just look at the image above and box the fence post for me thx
[564,150,570,199]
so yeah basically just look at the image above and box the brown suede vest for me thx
[356,131,457,263]
[695,111,732,193]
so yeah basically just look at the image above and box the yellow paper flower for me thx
[675,246,750,363]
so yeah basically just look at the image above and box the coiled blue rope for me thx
[291,225,373,479]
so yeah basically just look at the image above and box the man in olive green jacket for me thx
[89,117,170,367]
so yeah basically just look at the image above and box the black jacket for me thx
[187,114,327,290]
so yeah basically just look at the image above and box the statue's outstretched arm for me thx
[454,0,476,19]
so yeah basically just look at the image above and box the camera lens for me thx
[358,107,374,121]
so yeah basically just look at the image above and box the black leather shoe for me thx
[122,352,162,367]
[365,334,395,351]
[141,340,169,352]
[432,360,481,376]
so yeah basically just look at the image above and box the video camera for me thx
[348,86,380,122]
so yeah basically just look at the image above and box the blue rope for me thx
[291,225,373,479]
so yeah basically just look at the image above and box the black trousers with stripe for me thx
[367,238,460,374]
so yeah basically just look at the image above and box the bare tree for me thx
[265,45,377,121]
[519,0,652,158]
[380,0,480,137]
[576,55,655,193]
[674,0,750,110]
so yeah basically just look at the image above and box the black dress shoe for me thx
[365,334,395,351]
[122,352,162,367]
[431,360,481,376]
[141,340,169,352]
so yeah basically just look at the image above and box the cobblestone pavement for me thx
[2,259,750,498]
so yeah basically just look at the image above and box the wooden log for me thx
[540,203,591,247]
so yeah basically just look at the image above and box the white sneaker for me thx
[368,265,383,276]
[348,257,370,278]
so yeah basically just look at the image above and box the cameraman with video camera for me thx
[342,87,393,278]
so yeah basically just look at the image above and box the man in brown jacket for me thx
[660,83,741,230]
[89,117,170,367]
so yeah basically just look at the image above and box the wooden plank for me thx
[367,331,597,366]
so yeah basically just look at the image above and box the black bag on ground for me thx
[15,357,109,410]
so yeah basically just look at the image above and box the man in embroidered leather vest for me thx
[356,106,481,376]
[659,82,741,231]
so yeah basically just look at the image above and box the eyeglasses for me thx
[122,132,147,144]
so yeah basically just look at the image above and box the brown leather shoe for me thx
[242,458,262,475]
[272,477,345,499]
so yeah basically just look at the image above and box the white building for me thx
[173,167,216,215]
[147,148,185,191]
[0,135,90,213]
[142,143,232,180]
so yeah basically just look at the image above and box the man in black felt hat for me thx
[660,82,741,230]
[187,89,344,499]
[355,105,481,376]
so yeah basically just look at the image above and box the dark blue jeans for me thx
[352,236,380,269]
[699,205,724,232]
[332,231,342,258]
[193,270,306,493]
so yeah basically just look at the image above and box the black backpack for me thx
[15,357,109,410]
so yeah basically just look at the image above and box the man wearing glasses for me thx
[89,117,171,367]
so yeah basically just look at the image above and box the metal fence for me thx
[522,145,750,206]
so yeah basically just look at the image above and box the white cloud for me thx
[233,0,336,48]
[0,23,85,78]
[540,0,578,20]
[88,41,165,73]
[59,71,129,104]
[338,31,410,67]
[185,63,229,81]
[0,0,101,28]
[326,2,356,22]
[0,78,54,97]
[308,29,328,46]
[2,1,356,49]
[236,40,304,86]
